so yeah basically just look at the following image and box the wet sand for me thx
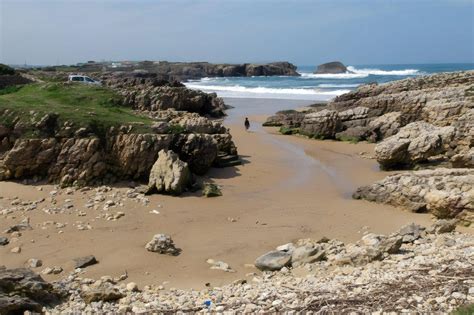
[0,98,436,289]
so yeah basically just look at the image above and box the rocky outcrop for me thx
[147,150,191,195]
[374,122,455,169]
[266,71,474,169]
[300,109,342,139]
[0,110,237,187]
[314,61,347,74]
[0,267,64,314]
[99,72,227,117]
[86,61,300,81]
[353,168,474,224]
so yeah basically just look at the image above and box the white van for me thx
[68,75,101,85]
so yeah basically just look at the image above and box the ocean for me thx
[185,63,474,101]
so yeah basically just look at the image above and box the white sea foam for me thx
[299,66,421,79]
[300,72,369,79]
[346,66,420,76]
[317,83,360,88]
[184,83,350,100]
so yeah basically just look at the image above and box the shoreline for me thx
[0,97,445,290]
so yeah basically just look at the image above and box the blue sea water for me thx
[185,63,474,101]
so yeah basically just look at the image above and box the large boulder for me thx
[375,121,455,169]
[147,149,191,195]
[314,61,348,74]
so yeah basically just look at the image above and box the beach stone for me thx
[26,258,42,268]
[255,250,292,271]
[145,234,180,255]
[202,183,222,197]
[11,246,21,253]
[0,237,8,246]
[73,255,98,269]
[147,149,191,195]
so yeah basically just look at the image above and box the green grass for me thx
[451,304,474,315]
[279,126,299,135]
[0,82,154,135]
[166,123,186,134]
[335,134,360,144]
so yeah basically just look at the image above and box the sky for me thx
[1,0,473,66]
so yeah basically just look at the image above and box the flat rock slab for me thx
[73,255,98,269]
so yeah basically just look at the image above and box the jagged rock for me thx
[254,250,292,271]
[0,267,63,314]
[202,183,222,197]
[73,255,98,269]
[375,122,455,169]
[145,234,180,255]
[451,147,474,168]
[397,223,426,243]
[314,61,347,74]
[353,168,474,223]
[300,109,342,139]
[427,219,457,234]
[367,111,403,139]
[173,134,218,175]
[147,149,191,195]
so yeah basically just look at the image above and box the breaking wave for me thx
[299,66,421,79]
[184,83,350,100]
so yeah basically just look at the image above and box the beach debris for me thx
[26,258,43,268]
[206,259,235,272]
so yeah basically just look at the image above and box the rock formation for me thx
[314,61,348,74]
[353,168,474,224]
[147,150,191,195]
[81,61,300,81]
[0,73,238,189]
[264,71,474,169]
[98,72,227,117]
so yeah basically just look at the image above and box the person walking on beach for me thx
[244,117,250,131]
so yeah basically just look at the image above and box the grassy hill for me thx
[0,82,154,136]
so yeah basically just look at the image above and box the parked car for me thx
[68,75,101,85]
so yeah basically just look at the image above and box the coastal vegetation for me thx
[0,83,154,135]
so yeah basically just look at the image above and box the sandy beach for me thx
[0,97,444,290]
